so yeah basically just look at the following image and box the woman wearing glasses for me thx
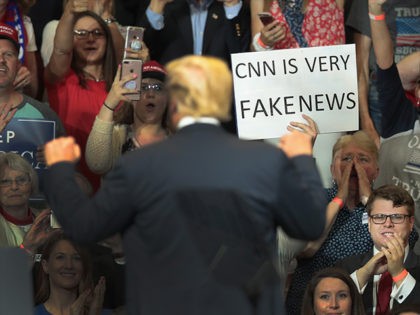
[44,0,124,192]
[0,152,52,250]
[85,60,169,175]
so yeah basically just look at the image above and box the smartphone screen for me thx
[121,59,143,101]
[258,12,275,26]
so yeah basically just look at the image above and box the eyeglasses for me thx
[140,83,165,93]
[0,176,30,187]
[369,214,411,224]
[73,29,105,40]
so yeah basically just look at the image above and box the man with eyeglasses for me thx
[337,185,420,314]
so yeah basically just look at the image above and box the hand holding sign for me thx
[45,137,81,166]
[287,114,319,148]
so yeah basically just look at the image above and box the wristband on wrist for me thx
[103,102,115,112]
[392,269,408,282]
[332,197,344,209]
[368,12,385,20]
[19,243,33,256]
[257,35,271,49]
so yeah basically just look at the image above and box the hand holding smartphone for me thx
[122,26,144,101]
[124,26,145,59]
[258,12,275,26]
[121,59,142,101]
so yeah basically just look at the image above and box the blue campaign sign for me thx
[0,118,56,203]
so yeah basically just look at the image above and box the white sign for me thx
[231,44,359,140]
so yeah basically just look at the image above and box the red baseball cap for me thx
[0,23,19,51]
[142,60,167,82]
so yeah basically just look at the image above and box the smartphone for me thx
[124,26,144,59]
[50,211,61,229]
[121,59,143,101]
[258,12,275,26]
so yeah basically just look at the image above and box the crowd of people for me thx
[0,0,419,314]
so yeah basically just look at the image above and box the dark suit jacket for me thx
[137,0,250,65]
[45,124,327,315]
[337,250,420,313]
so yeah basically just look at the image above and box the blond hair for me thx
[166,55,232,121]
[332,131,378,163]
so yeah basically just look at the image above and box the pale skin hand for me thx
[149,0,174,15]
[357,234,406,289]
[124,42,150,62]
[90,0,113,17]
[22,209,59,254]
[287,114,319,148]
[278,130,313,158]
[335,160,352,204]
[260,20,286,47]
[368,0,386,15]
[70,288,91,315]
[382,234,406,278]
[13,66,31,90]
[104,65,137,109]
[356,250,388,288]
[68,0,89,13]
[0,103,17,133]
[44,137,81,166]
[354,159,372,203]
[88,276,106,315]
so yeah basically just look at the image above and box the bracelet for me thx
[19,243,33,256]
[392,269,408,282]
[103,102,115,112]
[332,197,344,209]
[104,16,117,24]
[257,35,271,49]
[368,12,385,21]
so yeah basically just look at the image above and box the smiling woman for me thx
[33,231,110,315]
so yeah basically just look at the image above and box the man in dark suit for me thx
[137,0,250,66]
[43,55,327,315]
[137,0,250,134]
[337,185,420,314]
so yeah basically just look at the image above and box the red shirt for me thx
[46,69,107,191]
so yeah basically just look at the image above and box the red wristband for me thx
[257,35,271,49]
[368,12,385,20]
[392,269,408,282]
[19,243,33,256]
[332,197,344,209]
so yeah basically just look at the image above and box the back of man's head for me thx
[166,55,232,121]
